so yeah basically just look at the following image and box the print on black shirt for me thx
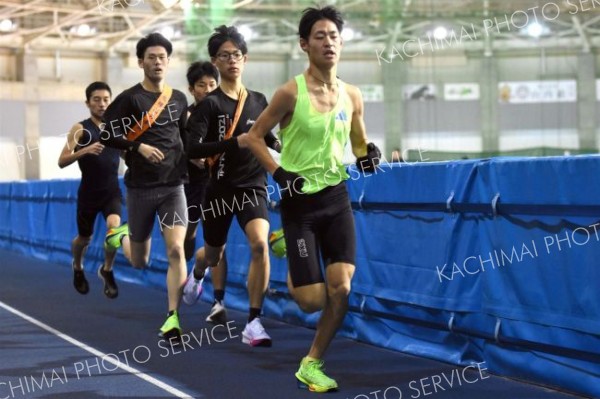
[186,87,279,192]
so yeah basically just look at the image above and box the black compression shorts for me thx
[185,179,208,226]
[281,182,356,288]
[76,190,122,238]
[201,184,269,247]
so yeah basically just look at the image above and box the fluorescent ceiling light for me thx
[432,26,448,40]
[526,22,544,38]
[237,25,256,41]
[341,28,355,41]
[0,19,15,33]
[160,26,181,39]
[70,24,96,37]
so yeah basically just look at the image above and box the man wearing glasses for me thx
[184,25,281,347]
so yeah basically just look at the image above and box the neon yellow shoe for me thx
[159,311,182,342]
[105,223,128,250]
[295,357,338,393]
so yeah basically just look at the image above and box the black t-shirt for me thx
[187,87,279,192]
[101,83,188,188]
[76,118,120,202]
[186,103,209,184]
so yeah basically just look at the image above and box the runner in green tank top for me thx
[238,5,381,393]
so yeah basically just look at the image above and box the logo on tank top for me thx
[335,110,348,122]
[297,238,309,258]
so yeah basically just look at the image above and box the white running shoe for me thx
[182,269,204,305]
[206,301,228,325]
[242,318,272,347]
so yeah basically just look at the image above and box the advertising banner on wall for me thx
[357,84,384,102]
[498,80,576,103]
[444,83,480,101]
[403,84,437,100]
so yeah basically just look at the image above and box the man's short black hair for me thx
[298,5,344,41]
[85,81,111,102]
[207,25,248,57]
[186,61,219,87]
[136,32,173,59]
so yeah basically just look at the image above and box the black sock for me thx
[168,310,177,317]
[214,289,225,303]
[184,238,195,261]
[193,268,205,280]
[248,308,261,322]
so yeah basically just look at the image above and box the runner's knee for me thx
[249,238,268,259]
[327,278,351,299]
[167,242,185,261]
[296,294,325,313]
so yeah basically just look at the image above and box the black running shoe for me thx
[73,263,89,295]
[97,265,118,299]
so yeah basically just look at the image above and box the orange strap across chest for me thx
[206,88,247,172]
[126,84,173,141]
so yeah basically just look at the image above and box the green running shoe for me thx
[105,223,129,250]
[295,357,338,393]
[159,311,182,342]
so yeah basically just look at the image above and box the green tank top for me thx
[279,74,353,194]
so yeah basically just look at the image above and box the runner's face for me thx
[212,41,246,82]
[189,75,218,103]
[301,19,342,67]
[86,89,111,120]
[140,46,170,83]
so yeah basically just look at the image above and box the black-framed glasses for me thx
[215,51,244,62]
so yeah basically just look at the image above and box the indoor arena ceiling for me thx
[0,0,600,57]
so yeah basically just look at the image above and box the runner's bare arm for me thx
[347,85,368,158]
[239,82,296,174]
[58,123,104,168]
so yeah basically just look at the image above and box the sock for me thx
[303,356,318,364]
[184,238,195,261]
[248,307,261,322]
[168,310,177,317]
[214,289,225,303]
[193,267,205,281]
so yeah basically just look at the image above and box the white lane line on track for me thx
[0,300,195,399]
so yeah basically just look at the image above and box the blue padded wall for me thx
[1,156,599,398]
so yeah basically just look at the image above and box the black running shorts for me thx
[281,182,356,288]
[185,179,208,227]
[76,190,122,238]
[201,184,269,247]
